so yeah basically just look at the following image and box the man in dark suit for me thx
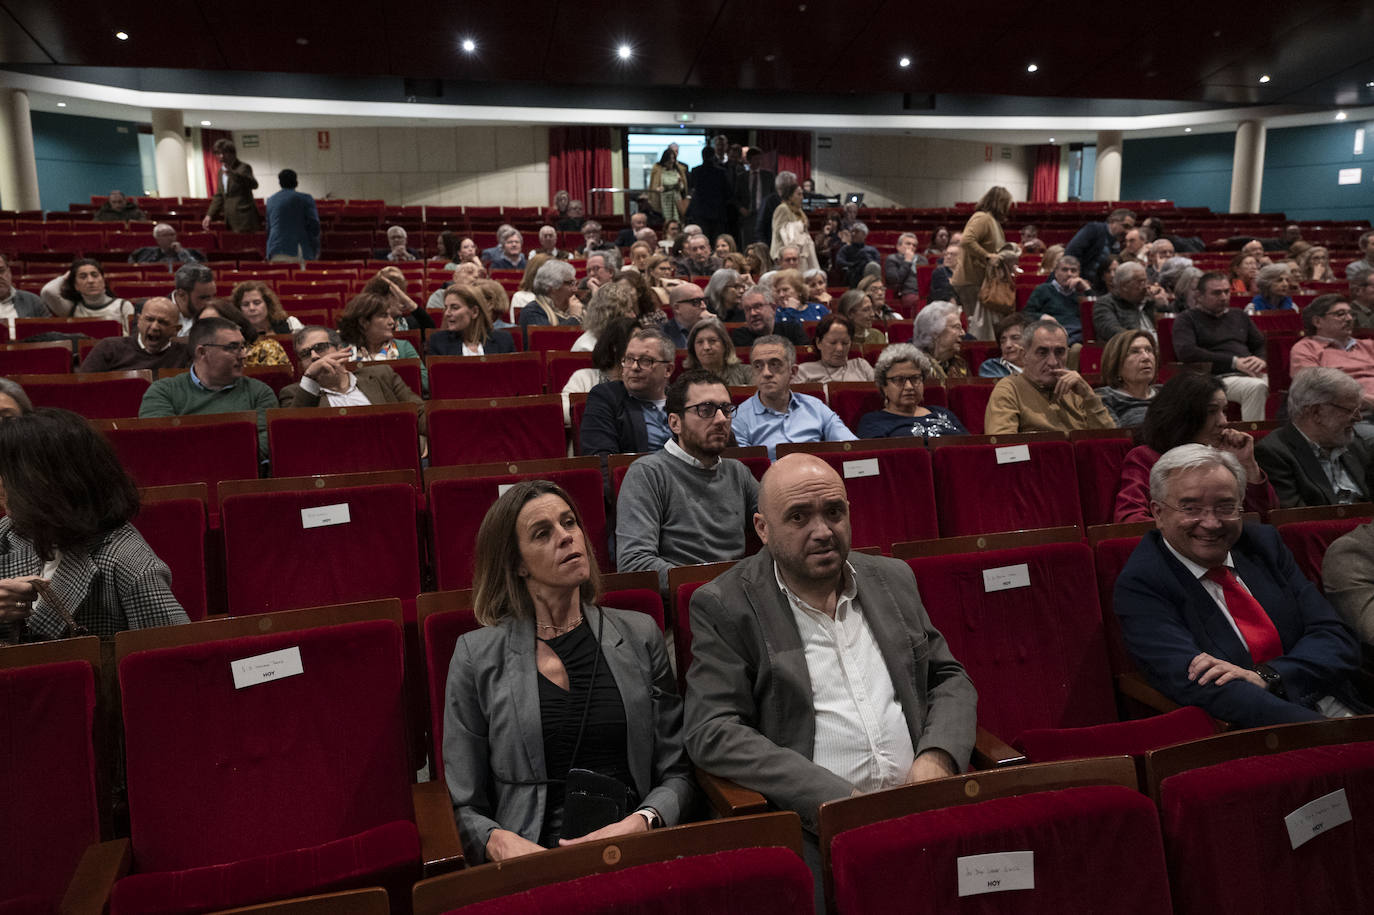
[579,327,675,459]
[1114,443,1366,729]
[684,453,976,898]
[684,146,730,244]
[202,138,261,232]
[1256,367,1371,507]
[741,150,775,248]
[265,169,320,263]
[1064,207,1134,295]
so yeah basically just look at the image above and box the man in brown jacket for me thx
[985,319,1115,434]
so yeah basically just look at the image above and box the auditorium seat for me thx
[666,560,738,694]
[133,484,209,621]
[12,370,151,419]
[526,326,583,352]
[427,352,544,399]
[1071,428,1136,527]
[0,638,103,913]
[544,350,594,392]
[12,317,124,341]
[1269,502,1374,589]
[427,395,566,465]
[928,433,1083,536]
[0,340,73,373]
[268,403,423,485]
[943,379,998,433]
[96,412,260,518]
[822,757,1172,915]
[411,812,808,915]
[62,602,461,915]
[824,381,883,431]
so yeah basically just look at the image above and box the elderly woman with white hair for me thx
[518,259,583,339]
[856,343,967,439]
[912,300,968,384]
[703,268,747,321]
[1246,263,1300,314]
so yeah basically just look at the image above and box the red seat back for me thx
[0,341,73,374]
[1073,434,1135,527]
[13,370,151,419]
[132,489,208,621]
[428,352,544,399]
[945,382,997,433]
[1277,518,1366,589]
[268,405,422,482]
[427,396,566,465]
[930,439,1081,536]
[825,382,883,431]
[98,413,260,509]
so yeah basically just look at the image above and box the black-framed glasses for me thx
[622,356,671,370]
[676,297,707,306]
[885,373,925,387]
[202,342,246,354]
[682,401,738,419]
[301,341,336,358]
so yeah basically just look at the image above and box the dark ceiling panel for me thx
[0,4,52,64]
[1,1,227,69]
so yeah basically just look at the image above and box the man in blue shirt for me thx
[580,327,676,458]
[265,169,320,263]
[732,335,856,459]
[1065,208,1134,294]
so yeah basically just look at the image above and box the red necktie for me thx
[1203,567,1282,664]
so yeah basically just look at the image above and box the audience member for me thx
[580,328,676,458]
[1230,252,1261,296]
[202,138,260,232]
[1322,520,1374,647]
[661,283,707,349]
[519,259,583,338]
[1095,330,1160,427]
[1114,372,1275,522]
[770,269,827,323]
[443,479,693,862]
[950,186,1012,340]
[488,229,527,271]
[769,174,818,272]
[739,149,775,247]
[427,285,516,356]
[533,225,568,261]
[685,146,731,242]
[803,268,832,311]
[1240,238,1273,268]
[713,233,737,259]
[233,280,301,335]
[0,409,190,641]
[978,312,1028,378]
[264,168,320,262]
[831,289,885,346]
[556,198,584,232]
[0,378,31,418]
[985,319,1114,434]
[1113,444,1367,728]
[78,296,189,374]
[912,300,967,383]
[615,212,649,248]
[685,315,752,386]
[580,220,617,255]
[731,284,808,348]
[732,335,856,459]
[365,267,433,332]
[684,453,976,889]
[474,279,515,331]
[1246,263,1298,313]
[834,222,881,288]
[562,317,636,404]
[128,223,205,265]
[1289,293,1374,410]
[581,248,620,297]
[195,298,287,366]
[1349,273,1374,331]
[1254,368,1371,507]
[796,314,873,383]
[1018,223,1046,254]
[704,268,747,321]
[648,146,690,224]
[572,281,637,352]
[674,233,723,279]
[169,263,217,334]
[1093,261,1163,342]
[754,170,792,247]
[1023,254,1091,344]
[479,226,516,266]
[615,369,760,591]
[0,252,48,317]
[928,242,959,304]
[1297,245,1336,284]
[1172,271,1270,421]
[1345,230,1374,284]
[40,258,134,330]
[615,269,666,328]
[856,344,967,439]
[376,225,420,262]
[924,226,951,260]
[884,232,927,312]
[1144,238,1177,284]
[93,189,145,222]
[138,316,278,457]
[337,290,426,393]
[1065,207,1133,295]
[1121,227,1147,263]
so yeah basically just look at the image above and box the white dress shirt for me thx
[298,372,371,407]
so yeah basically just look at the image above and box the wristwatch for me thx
[635,807,662,830]
[1255,663,1286,699]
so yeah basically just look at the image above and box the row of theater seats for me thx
[8,543,1374,912]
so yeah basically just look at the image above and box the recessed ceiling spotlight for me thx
[1026,63,1038,73]
[617,44,632,60]
[115,31,129,40]
[1258,74,1270,83]
[899,56,911,68]
[201,120,212,126]
[56,102,66,108]
[1367,81,1374,88]
[461,38,476,53]
[1184,127,1192,132]
[1336,111,1348,120]
[1048,137,1055,142]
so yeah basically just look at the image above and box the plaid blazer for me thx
[0,519,189,641]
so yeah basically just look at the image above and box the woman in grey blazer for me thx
[443,480,695,864]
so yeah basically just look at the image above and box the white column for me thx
[1093,130,1123,202]
[1229,120,1266,215]
[0,89,41,211]
[151,109,191,199]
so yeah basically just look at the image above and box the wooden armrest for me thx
[412,781,464,876]
[61,838,130,915]
[970,726,1026,769]
[695,768,769,817]
[1116,672,1181,715]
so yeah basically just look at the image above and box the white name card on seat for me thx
[843,458,880,479]
[497,483,516,497]
[983,563,1031,593]
[957,850,1034,897]
[1284,788,1352,850]
[995,444,1031,465]
[301,503,351,529]
[231,646,304,690]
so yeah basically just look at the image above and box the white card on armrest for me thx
[301,502,350,529]
[983,563,1030,593]
[1284,789,1352,850]
[995,444,1031,464]
[957,850,1034,897]
[843,458,879,479]
[498,483,515,496]
[231,646,304,690]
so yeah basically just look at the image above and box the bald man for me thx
[684,454,977,894]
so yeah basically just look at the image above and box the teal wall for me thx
[1120,132,1234,212]
[31,111,144,212]
[1261,122,1374,221]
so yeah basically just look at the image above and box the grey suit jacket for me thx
[1254,422,1372,508]
[1323,520,1374,646]
[684,549,978,834]
[277,364,426,435]
[442,605,695,863]
[5,289,50,317]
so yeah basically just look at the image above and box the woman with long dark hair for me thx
[40,258,134,329]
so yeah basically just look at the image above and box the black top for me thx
[537,621,633,845]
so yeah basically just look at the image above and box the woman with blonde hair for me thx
[474,279,516,330]
[768,175,819,271]
[573,282,638,352]
[1297,245,1336,284]
[366,266,433,331]
[428,284,515,356]
[771,268,827,323]
[950,185,1012,341]
[745,242,772,277]
[833,289,885,346]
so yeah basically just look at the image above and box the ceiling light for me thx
[617,44,632,60]
[201,120,212,126]
[1258,74,1270,83]
[1048,137,1055,142]
[461,38,476,53]
[1336,111,1348,121]
[1184,127,1192,133]
[295,37,308,46]
[1026,63,1038,73]
[1367,81,1374,88]
[56,102,66,108]
[898,56,911,68]
[115,31,129,40]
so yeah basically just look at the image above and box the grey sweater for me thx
[615,445,759,591]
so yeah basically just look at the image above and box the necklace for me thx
[536,615,583,636]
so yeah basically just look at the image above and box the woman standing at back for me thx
[951,186,1012,341]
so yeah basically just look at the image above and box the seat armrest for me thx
[62,838,130,915]
[971,726,1027,769]
[695,768,769,817]
[412,780,464,876]
[1116,672,1181,715]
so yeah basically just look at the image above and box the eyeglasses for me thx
[1156,501,1242,521]
[751,358,789,373]
[885,373,925,387]
[621,356,671,370]
[682,401,738,419]
[301,341,336,358]
[676,297,706,306]
[202,342,246,354]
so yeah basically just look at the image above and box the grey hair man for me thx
[731,283,808,348]
[1255,367,1371,508]
[130,223,206,265]
[380,225,419,262]
[1093,260,1166,341]
[731,335,856,459]
[985,318,1115,434]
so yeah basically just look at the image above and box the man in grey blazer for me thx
[0,252,49,317]
[684,454,977,855]
[1255,367,1371,507]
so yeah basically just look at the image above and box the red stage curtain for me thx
[754,130,812,182]
[548,127,613,215]
[202,128,235,195]
[1031,144,1061,202]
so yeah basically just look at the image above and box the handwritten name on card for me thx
[301,503,351,529]
[983,563,1031,593]
[843,458,880,479]
[230,646,304,690]
[957,850,1034,897]
[1285,788,1352,850]
[995,445,1031,465]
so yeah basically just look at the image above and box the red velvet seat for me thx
[824,382,884,431]
[96,412,260,516]
[0,641,101,913]
[133,484,209,621]
[12,370,151,419]
[667,561,738,694]
[944,380,997,433]
[427,396,566,465]
[929,436,1082,536]
[12,317,124,340]
[0,340,73,374]
[1269,503,1374,589]
[267,404,423,484]
[1071,430,1135,526]
[427,352,544,399]
[544,350,594,393]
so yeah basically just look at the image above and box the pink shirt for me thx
[1289,336,1374,399]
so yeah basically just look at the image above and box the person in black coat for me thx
[426,285,515,356]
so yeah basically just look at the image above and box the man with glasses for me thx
[985,319,1114,434]
[580,328,676,462]
[1114,443,1367,727]
[139,316,279,458]
[732,335,855,460]
[615,369,759,593]
[1172,271,1269,421]
[661,283,707,349]
[1255,367,1372,508]
[1290,294,1374,411]
[730,285,808,348]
